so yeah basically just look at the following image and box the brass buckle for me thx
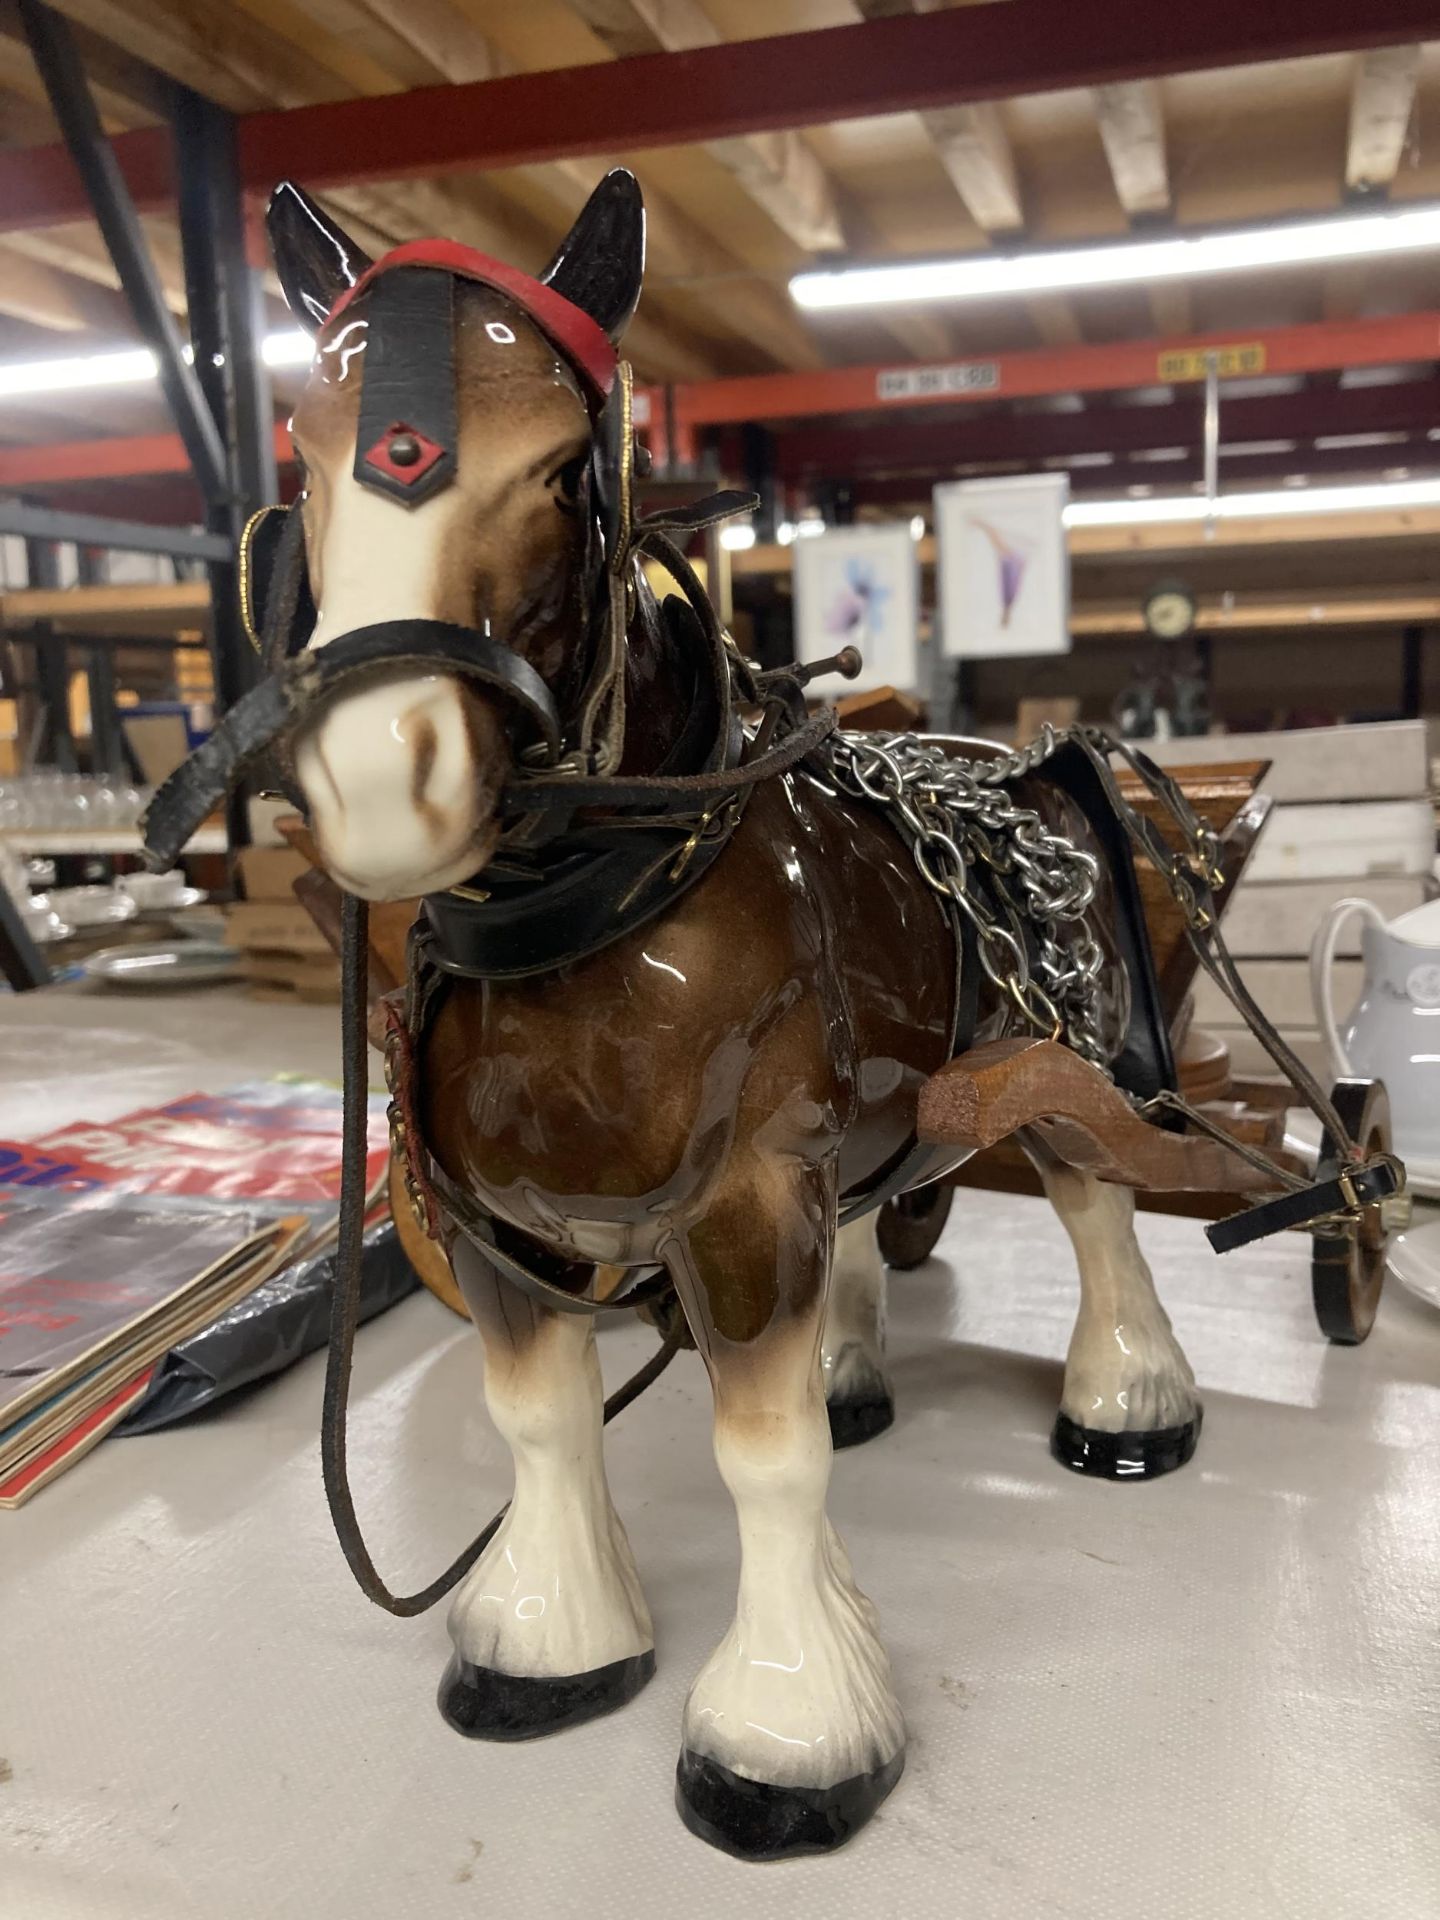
[1167,859,1214,931]
[669,796,740,883]
[1335,1165,1365,1211]
[1336,1152,1405,1215]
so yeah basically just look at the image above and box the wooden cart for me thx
[876,755,1402,1345]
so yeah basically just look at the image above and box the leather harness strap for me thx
[143,622,565,871]
[1058,727,1404,1249]
[326,238,620,404]
[324,892,683,1618]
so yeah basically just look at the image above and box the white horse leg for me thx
[822,1217,894,1448]
[1037,1158,1201,1479]
[670,1171,904,1858]
[439,1239,654,1739]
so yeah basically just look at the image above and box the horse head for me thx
[265,170,645,901]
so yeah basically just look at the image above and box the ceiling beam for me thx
[567,0,844,252]
[1345,43,1420,197]
[3,219,189,314]
[4,0,1437,229]
[848,3,1048,354]
[1091,78,1179,335]
[923,99,1024,234]
[1093,80,1169,219]
[0,241,99,328]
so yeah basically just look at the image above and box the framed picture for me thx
[934,473,1071,659]
[792,523,919,695]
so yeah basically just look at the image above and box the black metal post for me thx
[173,88,277,517]
[84,646,126,777]
[173,87,280,852]
[18,0,229,508]
[740,423,778,542]
[73,547,123,778]
[24,535,77,772]
[0,885,49,992]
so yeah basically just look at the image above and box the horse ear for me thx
[267,182,374,333]
[540,169,645,346]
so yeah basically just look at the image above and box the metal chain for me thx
[825,730,1108,1066]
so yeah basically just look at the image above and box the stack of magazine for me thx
[0,1080,389,1506]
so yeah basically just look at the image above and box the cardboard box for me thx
[235,845,309,902]
[224,900,334,957]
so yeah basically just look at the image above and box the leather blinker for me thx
[239,503,315,662]
[353,271,458,507]
[590,360,635,576]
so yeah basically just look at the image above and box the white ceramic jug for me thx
[1310,895,1440,1162]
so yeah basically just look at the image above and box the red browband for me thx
[324,239,619,403]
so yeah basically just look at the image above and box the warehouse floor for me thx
[2,989,1438,1918]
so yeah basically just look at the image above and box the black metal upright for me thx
[173,88,280,851]
[18,2,280,854]
[75,547,128,779]
[18,0,229,509]
[24,534,77,773]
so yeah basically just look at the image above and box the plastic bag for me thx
[119,1221,419,1434]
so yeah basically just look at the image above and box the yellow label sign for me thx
[1157,343,1266,382]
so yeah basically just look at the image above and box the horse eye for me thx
[547,455,586,510]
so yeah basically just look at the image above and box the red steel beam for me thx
[2,317,1437,494]
[0,422,292,488]
[679,313,1440,429]
[0,0,1436,230]
[775,378,1440,479]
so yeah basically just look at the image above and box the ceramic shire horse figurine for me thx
[155,169,1378,1862]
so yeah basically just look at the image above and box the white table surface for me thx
[2,984,1438,1918]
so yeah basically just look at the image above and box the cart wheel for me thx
[1311,1078,1392,1346]
[876,1184,954,1270]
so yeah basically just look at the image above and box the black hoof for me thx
[1051,1405,1202,1481]
[438,1648,654,1742]
[827,1390,895,1450]
[675,1748,903,1860]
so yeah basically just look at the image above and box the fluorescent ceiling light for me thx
[790,204,1440,310]
[1062,476,1440,527]
[0,347,157,398]
[0,329,313,399]
[262,329,314,368]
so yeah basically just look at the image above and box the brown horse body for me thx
[264,170,1201,1860]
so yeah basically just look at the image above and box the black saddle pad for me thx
[1020,739,1179,1108]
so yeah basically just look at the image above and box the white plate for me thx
[82,940,241,989]
[1284,1108,1440,1202]
[1388,1219,1440,1313]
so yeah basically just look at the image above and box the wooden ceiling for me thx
[0,1,1438,454]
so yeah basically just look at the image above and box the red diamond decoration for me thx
[362,419,445,487]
